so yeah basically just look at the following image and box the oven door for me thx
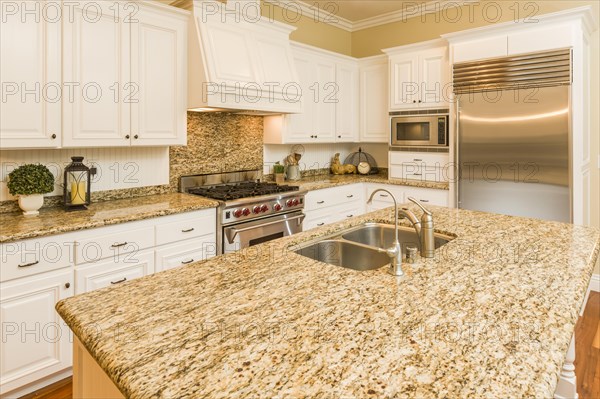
[391,115,446,146]
[222,211,305,253]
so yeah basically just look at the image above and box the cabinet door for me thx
[359,61,388,143]
[155,238,216,273]
[313,59,336,142]
[131,7,187,146]
[0,0,61,148]
[286,55,315,142]
[62,1,131,147]
[419,48,449,107]
[75,249,154,294]
[390,56,418,109]
[335,63,359,142]
[0,269,73,393]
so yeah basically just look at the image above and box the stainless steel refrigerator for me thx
[455,49,571,223]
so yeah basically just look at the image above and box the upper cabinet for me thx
[188,0,301,113]
[0,0,61,148]
[1,1,188,149]
[263,43,359,144]
[359,56,388,143]
[384,39,449,111]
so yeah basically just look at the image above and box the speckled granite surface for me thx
[56,206,599,399]
[0,193,218,243]
[289,173,450,191]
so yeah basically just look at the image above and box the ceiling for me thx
[299,0,429,22]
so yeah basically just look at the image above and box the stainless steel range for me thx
[180,170,306,254]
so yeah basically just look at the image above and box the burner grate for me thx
[188,182,299,201]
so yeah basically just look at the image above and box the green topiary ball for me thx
[7,164,55,196]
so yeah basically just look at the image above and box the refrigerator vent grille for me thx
[453,49,572,93]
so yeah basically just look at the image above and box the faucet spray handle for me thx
[407,197,432,216]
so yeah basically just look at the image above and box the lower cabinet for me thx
[303,184,365,231]
[155,238,217,273]
[365,183,449,210]
[0,269,74,395]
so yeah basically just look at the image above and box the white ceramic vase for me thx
[18,194,44,216]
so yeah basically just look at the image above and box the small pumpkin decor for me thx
[7,164,55,216]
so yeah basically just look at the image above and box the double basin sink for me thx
[293,223,454,271]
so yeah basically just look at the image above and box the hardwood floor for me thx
[22,292,600,399]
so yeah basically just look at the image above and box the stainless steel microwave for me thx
[390,112,449,147]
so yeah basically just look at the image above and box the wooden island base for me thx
[73,338,124,399]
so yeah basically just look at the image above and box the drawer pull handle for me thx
[317,222,325,226]
[420,199,430,203]
[317,201,325,204]
[346,195,354,198]
[111,242,128,248]
[18,260,39,268]
[346,214,354,218]
[111,277,127,285]
[181,259,194,264]
[379,194,389,198]
[181,228,195,233]
[413,158,423,161]
[412,173,422,176]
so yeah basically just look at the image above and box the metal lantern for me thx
[63,156,91,210]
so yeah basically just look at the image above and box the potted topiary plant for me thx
[7,164,55,216]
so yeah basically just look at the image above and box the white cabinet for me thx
[384,40,449,110]
[452,35,507,63]
[263,43,359,144]
[389,151,450,183]
[0,0,61,149]
[304,184,365,230]
[365,183,449,210]
[131,5,188,146]
[359,56,389,143]
[0,269,73,394]
[63,2,188,148]
[155,239,215,273]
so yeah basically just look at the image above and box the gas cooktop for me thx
[187,181,299,201]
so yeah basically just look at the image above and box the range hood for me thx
[187,0,303,114]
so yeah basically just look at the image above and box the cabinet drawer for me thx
[75,226,154,265]
[365,184,406,203]
[404,187,449,207]
[75,249,154,294]
[336,203,363,221]
[155,210,216,246]
[1,235,76,283]
[305,184,362,211]
[389,151,449,166]
[390,165,448,182]
[303,209,335,230]
[155,238,217,273]
[367,200,393,212]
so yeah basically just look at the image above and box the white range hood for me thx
[187,0,302,114]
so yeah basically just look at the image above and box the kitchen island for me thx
[56,205,599,398]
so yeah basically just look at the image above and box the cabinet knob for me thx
[315,135,317,138]
[125,135,130,139]
[338,135,341,138]
[418,100,422,103]
[51,134,56,139]
[65,282,70,289]
[413,100,417,103]
[134,134,139,139]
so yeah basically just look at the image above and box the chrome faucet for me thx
[366,189,403,276]
[401,197,435,258]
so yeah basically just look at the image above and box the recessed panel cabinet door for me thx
[335,63,359,142]
[313,60,336,141]
[286,55,315,142]
[62,1,130,147]
[0,0,61,148]
[420,48,449,107]
[0,270,73,394]
[131,7,187,145]
[390,56,418,109]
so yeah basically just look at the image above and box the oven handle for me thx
[224,214,306,243]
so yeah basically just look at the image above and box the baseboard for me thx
[0,369,72,399]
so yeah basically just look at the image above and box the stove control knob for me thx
[261,204,269,213]
[286,199,294,207]
[242,208,250,216]
[273,203,282,211]
[233,209,243,218]
[293,198,299,206]
[252,205,261,214]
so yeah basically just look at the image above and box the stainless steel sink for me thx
[292,222,455,271]
[342,223,453,250]
[294,240,391,271]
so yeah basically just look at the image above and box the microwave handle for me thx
[455,101,460,209]
[224,214,306,243]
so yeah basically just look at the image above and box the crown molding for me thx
[263,0,354,31]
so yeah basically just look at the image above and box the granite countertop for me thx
[289,173,450,191]
[0,193,219,243]
[56,206,600,399]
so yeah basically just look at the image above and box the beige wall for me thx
[262,3,352,55]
